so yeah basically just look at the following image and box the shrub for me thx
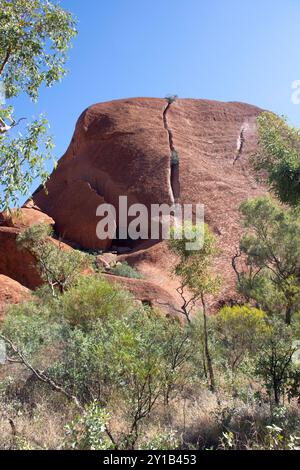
[165,94,178,104]
[171,150,179,167]
[64,402,114,450]
[139,429,179,450]
[53,275,134,327]
[216,305,268,371]
[2,301,63,357]
[2,284,194,448]
[17,224,89,296]
[253,112,300,207]
[255,321,300,405]
[236,196,300,324]
[109,262,143,279]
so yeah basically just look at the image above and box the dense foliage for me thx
[0,0,76,208]
[235,196,300,324]
[253,112,300,206]
[17,224,89,297]
[109,262,143,279]
[1,270,299,450]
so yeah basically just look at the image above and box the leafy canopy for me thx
[0,110,54,208]
[0,0,77,209]
[255,320,300,405]
[0,0,77,100]
[169,223,221,298]
[253,112,300,206]
[169,223,221,391]
[236,196,300,324]
[216,305,268,370]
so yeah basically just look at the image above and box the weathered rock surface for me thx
[0,207,54,229]
[25,98,266,306]
[0,207,68,290]
[103,273,180,318]
[0,226,43,289]
[96,253,117,270]
[0,275,31,320]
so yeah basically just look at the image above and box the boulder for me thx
[0,275,31,320]
[0,226,43,289]
[103,273,180,318]
[0,207,54,229]
[24,98,267,305]
[0,209,70,290]
[96,252,117,270]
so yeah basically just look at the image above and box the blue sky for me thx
[13,0,300,171]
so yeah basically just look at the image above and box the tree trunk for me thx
[202,346,208,379]
[273,381,280,406]
[201,294,216,393]
[285,304,292,325]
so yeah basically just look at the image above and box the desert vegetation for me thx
[1,0,300,454]
[0,206,300,450]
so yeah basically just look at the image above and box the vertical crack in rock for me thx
[233,126,246,165]
[163,101,180,203]
[85,181,105,200]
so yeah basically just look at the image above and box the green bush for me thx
[1,278,194,448]
[109,262,143,279]
[17,224,89,296]
[64,402,114,450]
[254,321,300,405]
[171,150,179,167]
[3,301,63,357]
[54,275,134,327]
[2,261,300,449]
[237,196,300,324]
[253,112,300,207]
[139,430,179,450]
[216,305,269,371]
[48,307,194,446]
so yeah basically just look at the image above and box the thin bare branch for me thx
[0,48,11,76]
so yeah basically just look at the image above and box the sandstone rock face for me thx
[0,207,54,229]
[103,273,180,318]
[0,207,65,290]
[0,226,43,289]
[26,98,266,306]
[0,275,31,320]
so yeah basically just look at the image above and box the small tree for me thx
[165,94,178,104]
[216,305,268,371]
[253,112,300,207]
[17,223,88,296]
[234,196,300,324]
[255,321,299,406]
[161,319,193,405]
[169,223,221,392]
[99,310,181,448]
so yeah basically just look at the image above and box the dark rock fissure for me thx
[163,102,176,155]
[85,181,104,199]
[163,102,180,202]
[233,127,245,165]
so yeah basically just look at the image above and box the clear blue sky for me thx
[15,0,300,171]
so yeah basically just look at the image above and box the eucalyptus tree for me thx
[234,196,300,324]
[0,0,77,208]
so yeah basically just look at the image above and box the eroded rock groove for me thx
[233,127,245,164]
[163,101,180,202]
